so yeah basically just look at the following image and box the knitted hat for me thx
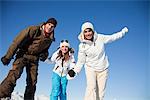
[46,18,57,27]
[81,22,94,32]
[60,40,70,48]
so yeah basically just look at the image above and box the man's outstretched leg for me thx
[0,58,24,99]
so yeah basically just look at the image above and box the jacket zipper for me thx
[61,58,64,77]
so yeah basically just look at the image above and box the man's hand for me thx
[68,69,76,77]
[39,53,47,62]
[1,56,11,65]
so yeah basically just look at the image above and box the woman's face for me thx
[60,46,69,55]
[83,28,94,40]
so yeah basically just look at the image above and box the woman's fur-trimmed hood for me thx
[78,22,98,44]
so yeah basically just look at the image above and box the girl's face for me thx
[44,23,55,33]
[83,28,94,40]
[60,46,69,55]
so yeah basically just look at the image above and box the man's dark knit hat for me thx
[46,18,57,27]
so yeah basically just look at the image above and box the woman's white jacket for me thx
[74,27,127,73]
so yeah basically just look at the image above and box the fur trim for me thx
[81,22,94,31]
[78,22,98,44]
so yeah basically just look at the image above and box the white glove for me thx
[121,27,128,34]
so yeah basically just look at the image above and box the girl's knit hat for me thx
[60,40,70,48]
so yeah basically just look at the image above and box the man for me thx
[0,18,57,100]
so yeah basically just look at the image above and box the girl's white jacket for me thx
[74,24,128,73]
[45,49,76,77]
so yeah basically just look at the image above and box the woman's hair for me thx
[56,47,74,62]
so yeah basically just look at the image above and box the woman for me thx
[45,40,75,100]
[69,22,128,100]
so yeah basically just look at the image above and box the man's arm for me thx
[1,27,31,65]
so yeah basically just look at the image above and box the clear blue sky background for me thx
[0,0,149,100]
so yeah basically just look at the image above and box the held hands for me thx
[68,69,76,77]
[1,56,11,65]
[121,27,128,34]
[39,53,47,62]
[67,69,76,80]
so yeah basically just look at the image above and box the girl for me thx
[46,40,75,100]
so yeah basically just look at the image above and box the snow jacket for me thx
[4,23,55,62]
[74,22,127,73]
[45,49,76,77]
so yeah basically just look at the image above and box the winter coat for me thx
[4,23,55,61]
[45,49,76,77]
[74,23,126,73]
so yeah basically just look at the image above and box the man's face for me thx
[44,23,55,33]
[83,28,94,40]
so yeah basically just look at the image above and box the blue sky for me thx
[0,0,149,100]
